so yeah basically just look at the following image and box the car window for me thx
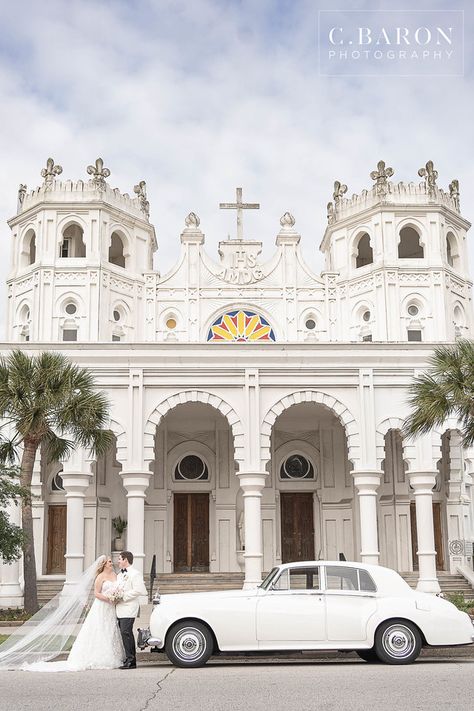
[273,570,289,590]
[325,566,359,591]
[272,567,320,591]
[289,567,320,590]
[358,569,377,592]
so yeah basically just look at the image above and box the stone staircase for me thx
[36,572,245,605]
[35,570,473,606]
[401,572,474,597]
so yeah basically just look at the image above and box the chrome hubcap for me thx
[173,627,206,661]
[382,624,416,659]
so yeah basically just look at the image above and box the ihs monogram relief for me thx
[216,248,266,285]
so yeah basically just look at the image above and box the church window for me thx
[362,334,372,342]
[175,455,209,481]
[62,328,77,342]
[362,310,371,322]
[109,232,126,268]
[60,223,86,258]
[65,302,77,315]
[407,304,419,317]
[355,233,373,268]
[28,232,36,264]
[305,318,316,330]
[207,310,276,342]
[446,232,460,270]
[113,310,121,322]
[112,334,121,342]
[51,473,64,491]
[280,454,314,480]
[398,226,424,259]
[166,317,177,330]
[407,329,422,342]
[60,239,70,258]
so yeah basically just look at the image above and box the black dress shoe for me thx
[119,663,137,669]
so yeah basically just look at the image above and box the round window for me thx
[305,318,316,330]
[280,454,314,480]
[408,304,419,317]
[113,310,121,322]
[52,473,64,491]
[362,310,371,322]
[166,318,177,330]
[65,303,77,315]
[175,455,209,481]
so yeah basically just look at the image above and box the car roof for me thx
[275,561,412,593]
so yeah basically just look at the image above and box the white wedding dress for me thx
[25,580,125,672]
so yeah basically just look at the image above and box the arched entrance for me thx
[146,401,240,573]
[269,401,355,566]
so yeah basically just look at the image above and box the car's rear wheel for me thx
[374,619,422,664]
[356,649,380,663]
[165,621,214,668]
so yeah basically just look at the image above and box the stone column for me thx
[408,471,441,593]
[352,470,382,565]
[62,471,93,584]
[0,500,23,607]
[121,471,150,574]
[237,471,268,589]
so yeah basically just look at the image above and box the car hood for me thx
[156,587,261,604]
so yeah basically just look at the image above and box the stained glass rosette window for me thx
[207,310,276,342]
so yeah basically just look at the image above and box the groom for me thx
[116,551,147,669]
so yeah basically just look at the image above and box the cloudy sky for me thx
[0,0,472,335]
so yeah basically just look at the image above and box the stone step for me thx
[400,573,474,597]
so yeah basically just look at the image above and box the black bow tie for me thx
[120,569,126,574]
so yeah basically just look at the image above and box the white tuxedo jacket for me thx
[115,566,147,619]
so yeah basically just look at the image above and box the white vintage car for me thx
[140,561,474,667]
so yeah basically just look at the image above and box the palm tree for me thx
[403,340,474,446]
[0,350,113,614]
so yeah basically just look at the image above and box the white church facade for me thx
[1,156,474,605]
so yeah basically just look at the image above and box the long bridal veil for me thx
[0,555,106,670]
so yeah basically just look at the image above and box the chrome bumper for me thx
[137,627,163,650]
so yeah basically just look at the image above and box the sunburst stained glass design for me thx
[207,310,276,342]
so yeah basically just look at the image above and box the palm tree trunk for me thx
[20,440,39,614]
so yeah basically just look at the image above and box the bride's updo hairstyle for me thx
[95,555,108,577]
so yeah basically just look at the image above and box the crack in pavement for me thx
[138,667,176,711]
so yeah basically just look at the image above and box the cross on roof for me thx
[219,187,259,241]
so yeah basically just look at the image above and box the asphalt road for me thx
[1,652,474,711]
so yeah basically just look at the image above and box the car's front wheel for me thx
[165,621,214,668]
[374,619,422,664]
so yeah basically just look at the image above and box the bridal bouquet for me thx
[105,584,124,603]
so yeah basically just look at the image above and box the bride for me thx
[0,555,125,671]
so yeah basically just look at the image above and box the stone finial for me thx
[449,179,460,212]
[17,184,27,211]
[418,160,438,198]
[184,212,200,229]
[41,157,63,190]
[279,212,295,228]
[327,202,335,225]
[370,160,394,198]
[87,157,110,190]
[134,180,150,218]
[333,180,347,207]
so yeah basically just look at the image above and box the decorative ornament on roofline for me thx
[134,180,150,218]
[17,184,27,212]
[87,157,110,191]
[449,179,460,212]
[185,212,200,229]
[41,157,63,191]
[370,160,394,198]
[279,212,295,229]
[418,160,438,199]
[332,180,347,208]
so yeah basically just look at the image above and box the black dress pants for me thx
[118,617,136,666]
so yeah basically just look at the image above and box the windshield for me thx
[259,567,280,590]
